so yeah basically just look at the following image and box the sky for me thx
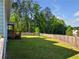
[35,0,79,27]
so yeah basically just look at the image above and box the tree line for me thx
[9,0,79,36]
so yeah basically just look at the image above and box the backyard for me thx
[7,1,79,59]
[7,35,79,59]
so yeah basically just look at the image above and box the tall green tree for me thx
[10,0,67,35]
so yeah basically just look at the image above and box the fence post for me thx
[74,36,78,48]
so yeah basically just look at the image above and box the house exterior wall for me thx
[0,0,10,59]
[0,0,10,37]
[3,0,10,59]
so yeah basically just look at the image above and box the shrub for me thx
[35,27,40,35]
[77,30,79,37]
[66,27,72,36]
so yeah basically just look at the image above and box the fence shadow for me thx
[7,36,79,59]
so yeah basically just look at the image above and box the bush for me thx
[66,27,72,36]
[77,30,79,37]
[35,27,40,35]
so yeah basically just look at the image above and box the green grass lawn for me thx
[7,36,79,59]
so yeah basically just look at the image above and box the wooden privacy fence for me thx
[40,34,79,48]
[21,32,79,48]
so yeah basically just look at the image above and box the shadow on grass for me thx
[7,36,79,59]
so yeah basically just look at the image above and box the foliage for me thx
[35,27,40,35]
[10,0,66,35]
[66,26,73,36]
[77,30,79,37]
[73,26,79,30]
